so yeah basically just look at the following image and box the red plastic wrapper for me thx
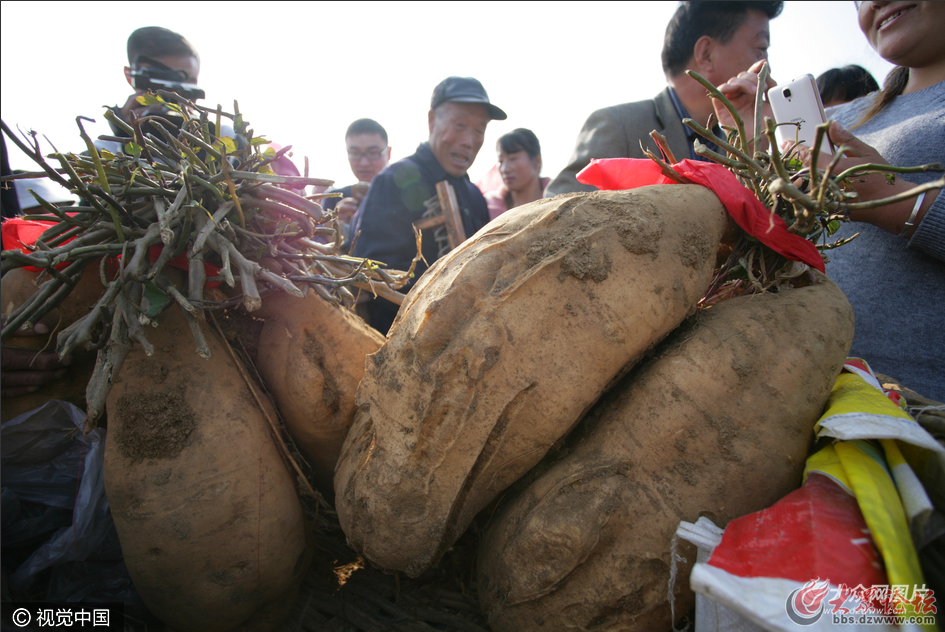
[577,158,825,273]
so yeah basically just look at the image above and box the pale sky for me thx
[1,1,892,188]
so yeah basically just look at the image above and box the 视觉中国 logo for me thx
[786,578,831,625]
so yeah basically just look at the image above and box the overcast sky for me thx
[1,1,892,188]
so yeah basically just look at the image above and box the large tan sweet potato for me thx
[104,302,312,632]
[476,272,854,632]
[335,186,732,577]
[252,289,385,496]
[1,263,104,422]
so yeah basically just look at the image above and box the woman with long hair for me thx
[715,1,944,400]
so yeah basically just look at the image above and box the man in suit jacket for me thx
[546,1,783,197]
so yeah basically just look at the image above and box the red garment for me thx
[577,158,825,272]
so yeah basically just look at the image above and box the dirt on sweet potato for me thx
[104,302,313,632]
[335,186,732,577]
[476,272,855,632]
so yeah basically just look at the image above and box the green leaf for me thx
[249,136,270,146]
[143,282,172,318]
[262,147,276,158]
[219,137,237,153]
[136,94,164,106]
[99,149,116,161]
[124,142,142,157]
[827,220,841,236]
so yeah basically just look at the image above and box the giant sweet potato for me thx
[335,186,732,576]
[1,263,103,422]
[252,289,385,496]
[104,302,312,632]
[476,272,854,632]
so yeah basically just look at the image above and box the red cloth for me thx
[2,216,77,271]
[2,216,220,284]
[577,158,825,273]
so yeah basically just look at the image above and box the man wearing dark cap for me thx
[351,76,506,335]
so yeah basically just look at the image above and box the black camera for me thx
[130,55,205,102]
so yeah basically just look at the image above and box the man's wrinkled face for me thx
[428,102,489,177]
[346,133,390,183]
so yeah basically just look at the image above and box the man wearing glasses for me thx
[322,119,392,242]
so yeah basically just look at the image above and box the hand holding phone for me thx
[767,74,832,155]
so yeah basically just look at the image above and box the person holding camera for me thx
[2,27,205,396]
[96,26,203,155]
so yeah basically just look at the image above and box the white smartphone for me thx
[767,74,833,155]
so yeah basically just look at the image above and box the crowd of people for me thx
[2,1,943,400]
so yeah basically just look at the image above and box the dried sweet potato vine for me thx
[1,93,416,421]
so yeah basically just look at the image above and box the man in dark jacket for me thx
[351,76,506,334]
[546,1,783,197]
[322,118,392,244]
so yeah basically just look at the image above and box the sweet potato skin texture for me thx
[104,304,312,632]
[476,273,855,632]
[253,290,384,496]
[334,186,731,577]
[1,264,103,422]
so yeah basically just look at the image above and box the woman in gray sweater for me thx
[716,1,944,400]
